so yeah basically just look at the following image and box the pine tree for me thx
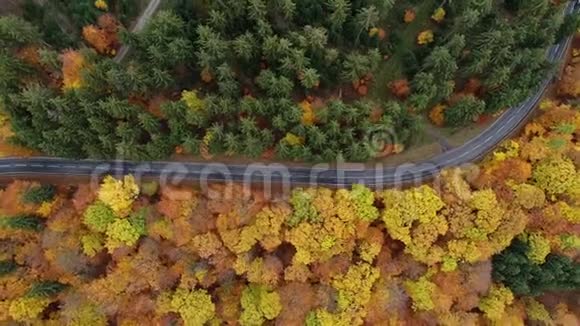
[248,0,268,22]
[0,214,44,231]
[303,26,328,51]
[0,15,41,48]
[127,10,194,68]
[557,14,580,41]
[217,64,241,98]
[0,260,17,276]
[422,46,458,80]
[275,0,297,19]
[451,9,481,34]
[26,281,68,298]
[484,66,512,89]
[256,70,294,98]
[280,49,309,76]
[411,72,437,106]
[341,49,380,82]
[233,32,258,61]
[300,68,321,89]
[38,49,61,71]
[470,0,494,14]
[138,113,161,134]
[354,6,379,42]
[0,51,29,95]
[22,185,56,204]
[492,239,580,296]
[445,34,466,58]
[327,0,351,32]
[294,0,325,26]
[517,0,549,16]
[208,9,227,31]
[444,95,485,127]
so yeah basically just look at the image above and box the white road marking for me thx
[455,151,470,160]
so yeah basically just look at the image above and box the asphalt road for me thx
[0,1,577,188]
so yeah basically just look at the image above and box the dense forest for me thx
[0,96,578,324]
[0,0,578,161]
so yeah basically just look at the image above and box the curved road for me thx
[0,1,578,188]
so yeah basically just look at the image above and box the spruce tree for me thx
[0,15,41,48]
[493,239,580,296]
[22,185,56,204]
[0,214,44,231]
[444,95,485,127]
[26,281,68,297]
[0,260,17,276]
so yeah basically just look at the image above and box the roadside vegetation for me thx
[0,92,579,324]
[0,0,578,161]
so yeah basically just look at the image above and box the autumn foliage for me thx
[0,101,579,324]
[389,79,411,99]
[429,104,446,126]
[558,50,580,97]
[61,50,86,90]
[403,9,416,23]
[82,14,119,55]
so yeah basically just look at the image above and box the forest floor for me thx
[377,119,495,166]
[370,0,435,100]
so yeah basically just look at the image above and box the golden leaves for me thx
[61,50,86,90]
[97,175,139,217]
[431,8,446,23]
[429,104,446,127]
[94,0,108,11]
[82,15,119,55]
[417,30,434,45]
[299,100,315,126]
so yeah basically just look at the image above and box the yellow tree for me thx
[331,263,379,322]
[8,296,51,322]
[239,284,282,326]
[285,188,369,265]
[444,190,527,270]
[404,274,437,311]
[381,185,447,265]
[306,263,380,326]
[157,288,215,326]
[512,184,546,210]
[478,285,514,321]
[533,157,576,196]
[97,175,139,217]
[217,203,290,255]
